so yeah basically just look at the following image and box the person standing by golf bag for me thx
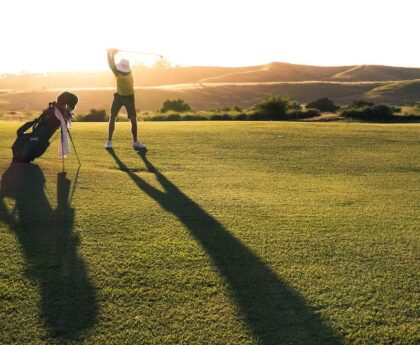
[105,48,146,150]
[12,92,78,163]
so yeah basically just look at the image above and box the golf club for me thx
[69,165,80,205]
[61,128,65,172]
[67,129,81,167]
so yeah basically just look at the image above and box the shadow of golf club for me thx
[0,162,97,340]
[107,149,343,345]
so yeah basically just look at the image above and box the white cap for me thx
[116,59,131,73]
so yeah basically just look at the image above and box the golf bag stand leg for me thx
[67,129,81,167]
[61,129,65,172]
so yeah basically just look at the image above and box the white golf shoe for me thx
[105,140,112,149]
[133,141,147,150]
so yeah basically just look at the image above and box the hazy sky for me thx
[0,0,418,74]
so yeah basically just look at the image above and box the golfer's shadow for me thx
[108,149,343,345]
[0,163,97,340]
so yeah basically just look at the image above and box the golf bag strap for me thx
[32,104,56,131]
[16,120,36,136]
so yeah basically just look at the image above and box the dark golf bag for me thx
[12,103,61,163]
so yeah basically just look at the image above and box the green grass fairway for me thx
[0,121,419,344]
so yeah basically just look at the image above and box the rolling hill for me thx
[2,62,420,90]
[0,82,381,114]
[366,79,420,104]
[1,62,419,113]
[1,80,419,114]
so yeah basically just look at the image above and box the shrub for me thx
[302,109,321,117]
[306,98,340,113]
[349,100,375,108]
[78,109,108,122]
[342,104,394,121]
[288,101,301,110]
[255,95,291,120]
[284,109,321,120]
[166,114,181,121]
[248,112,267,120]
[160,99,191,113]
[295,109,321,119]
[146,115,167,121]
[144,114,181,121]
[234,114,248,120]
[182,114,208,121]
[210,114,233,121]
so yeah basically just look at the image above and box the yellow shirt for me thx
[108,54,135,96]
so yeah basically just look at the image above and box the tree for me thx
[80,109,107,122]
[306,98,340,113]
[255,95,292,120]
[160,99,191,113]
[349,100,375,109]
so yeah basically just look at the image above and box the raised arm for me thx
[107,48,119,75]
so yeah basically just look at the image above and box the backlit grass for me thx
[0,121,418,344]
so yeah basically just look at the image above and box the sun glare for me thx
[0,0,419,74]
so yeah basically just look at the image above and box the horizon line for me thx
[1,61,420,76]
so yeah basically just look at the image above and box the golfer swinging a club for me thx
[105,48,146,150]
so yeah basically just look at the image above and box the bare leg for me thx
[130,116,138,142]
[108,115,117,141]
[109,94,122,141]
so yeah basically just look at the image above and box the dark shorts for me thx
[111,93,136,118]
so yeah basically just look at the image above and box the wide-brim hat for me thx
[116,59,131,73]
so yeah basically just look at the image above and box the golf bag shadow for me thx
[12,103,61,163]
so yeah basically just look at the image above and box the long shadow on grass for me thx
[0,163,97,340]
[107,149,343,345]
